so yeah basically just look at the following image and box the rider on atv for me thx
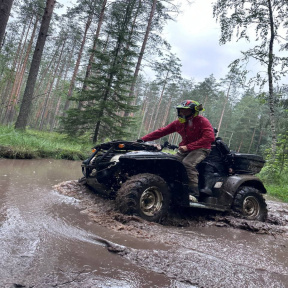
[138,100,215,202]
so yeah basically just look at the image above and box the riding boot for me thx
[199,176,215,196]
[200,187,213,196]
[188,184,199,203]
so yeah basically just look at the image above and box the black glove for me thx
[163,141,169,148]
[170,144,178,150]
[136,139,144,143]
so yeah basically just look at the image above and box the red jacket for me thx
[141,115,215,151]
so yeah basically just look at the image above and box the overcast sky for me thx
[57,0,257,84]
[162,0,252,83]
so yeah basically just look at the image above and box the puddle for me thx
[1,159,287,287]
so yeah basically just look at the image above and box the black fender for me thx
[222,174,267,198]
[119,155,190,185]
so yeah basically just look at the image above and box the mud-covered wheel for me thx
[232,186,267,221]
[116,173,170,222]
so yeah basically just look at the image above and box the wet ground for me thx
[1,159,288,288]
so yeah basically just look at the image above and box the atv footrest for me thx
[189,201,227,212]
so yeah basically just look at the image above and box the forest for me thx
[0,0,288,190]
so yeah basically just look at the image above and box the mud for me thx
[1,158,288,287]
[54,180,288,238]
[0,159,178,288]
[54,180,288,287]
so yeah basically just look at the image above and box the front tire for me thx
[232,186,267,221]
[115,173,170,222]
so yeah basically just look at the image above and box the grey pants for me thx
[175,148,210,185]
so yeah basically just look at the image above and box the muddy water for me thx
[1,159,288,288]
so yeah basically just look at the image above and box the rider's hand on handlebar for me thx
[179,145,188,153]
[136,139,144,143]
[153,144,162,150]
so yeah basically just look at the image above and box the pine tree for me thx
[0,0,14,50]
[60,0,139,143]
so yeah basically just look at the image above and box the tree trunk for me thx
[267,0,277,157]
[78,0,107,110]
[228,131,234,147]
[161,94,172,127]
[137,86,149,138]
[0,0,14,50]
[81,0,107,92]
[147,103,156,132]
[34,45,59,94]
[15,0,55,130]
[49,49,70,131]
[39,40,65,130]
[203,94,208,107]
[255,130,263,155]
[0,23,26,122]
[6,16,39,124]
[63,11,94,112]
[52,48,75,129]
[217,80,231,135]
[248,127,256,153]
[237,136,243,153]
[152,70,169,130]
[124,0,157,117]
[2,18,32,123]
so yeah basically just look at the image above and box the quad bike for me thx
[80,140,268,222]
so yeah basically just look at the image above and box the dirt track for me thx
[54,180,288,288]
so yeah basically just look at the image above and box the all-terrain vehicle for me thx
[80,140,268,222]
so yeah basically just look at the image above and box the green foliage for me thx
[264,184,288,203]
[60,0,139,143]
[259,134,288,181]
[258,133,288,202]
[0,125,91,160]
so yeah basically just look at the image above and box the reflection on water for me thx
[0,159,174,287]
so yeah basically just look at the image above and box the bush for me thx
[258,139,288,202]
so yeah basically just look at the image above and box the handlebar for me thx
[163,141,178,150]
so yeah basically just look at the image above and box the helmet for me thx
[176,100,204,123]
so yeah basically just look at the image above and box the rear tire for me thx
[116,173,170,222]
[233,186,267,221]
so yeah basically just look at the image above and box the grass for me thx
[0,125,93,160]
[258,167,288,203]
[264,184,288,202]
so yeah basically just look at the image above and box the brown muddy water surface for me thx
[0,159,288,288]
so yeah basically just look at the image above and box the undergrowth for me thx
[0,125,92,160]
[258,144,288,203]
